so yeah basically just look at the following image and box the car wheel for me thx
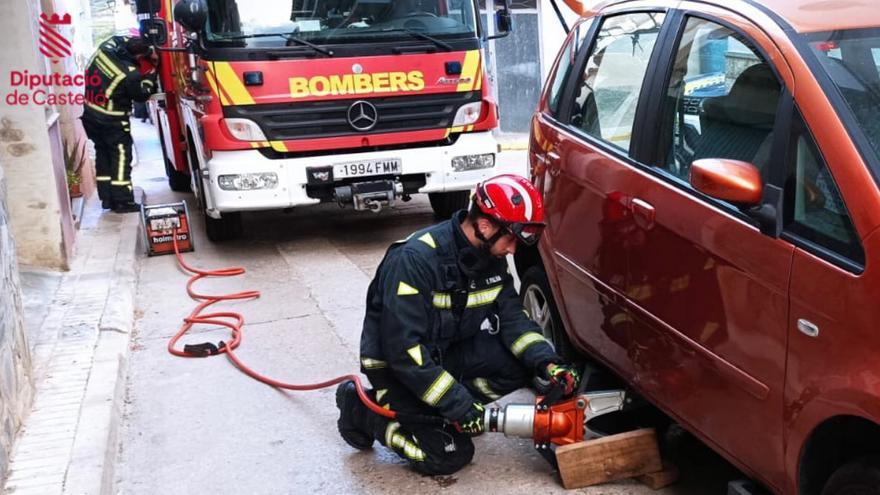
[520,265,577,361]
[428,191,470,219]
[822,458,880,495]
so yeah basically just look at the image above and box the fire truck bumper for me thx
[204,131,526,212]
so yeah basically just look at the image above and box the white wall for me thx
[537,0,581,82]
[0,0,73,269]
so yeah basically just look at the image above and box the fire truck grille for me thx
[224,91,482,141]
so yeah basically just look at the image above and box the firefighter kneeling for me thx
[336,175,580,475]
[81,36,158,213]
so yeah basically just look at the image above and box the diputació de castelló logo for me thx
[6,12,106,106]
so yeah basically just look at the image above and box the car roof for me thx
[589,0,880,34]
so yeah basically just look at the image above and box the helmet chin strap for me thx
[472,220,507,248]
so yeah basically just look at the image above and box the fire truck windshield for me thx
[204,0,479,47]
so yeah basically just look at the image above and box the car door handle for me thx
[630,198,655,229]
[797,319,820,338]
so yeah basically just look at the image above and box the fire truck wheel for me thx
[205,212,243,243]
[428,191,470,219]
[158,122,191,192]
[165,158,192,193]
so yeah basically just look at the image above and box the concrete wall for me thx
[0,0,75,270]
[0,164,35,486]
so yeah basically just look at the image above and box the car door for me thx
[622,7,795,489]
[536,9,669,379]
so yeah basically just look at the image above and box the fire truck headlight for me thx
[218,172,279,191]
[224,118,268,142]
[452,102,483,126]
[451,153,495,172]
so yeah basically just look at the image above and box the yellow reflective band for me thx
[270,141,288,152]
[376,389,388,403]
[204,68,229,106]
[96,176,111,181]
[106,74,124,100]
[97,52,124,77]
[117,143,126,181]
[511,332,547,357]
[397,281,419,296]
[457,50,480,92]
[449,125,465,134]
[214,61,255,106]
[467,286,502,308]
[385,422,426,461]
[86,102,126,116]
[110,180,131,186]
[422,371,454,406]
[418,232,436,249]
[432,286,503,309]
[93,57,117,79]
[472,377,501,400]
[360,357,387,369]
[142,79,155,87]
[407,345,423,366]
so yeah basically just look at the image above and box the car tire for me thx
[821,458,880,495]
[429,191,470,219]
[520,265,577,361]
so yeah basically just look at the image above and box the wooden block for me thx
[637,463,680,490]
[555,428,663,489]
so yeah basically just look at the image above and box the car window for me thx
[567,12,666,151]
[784,112,865,266]
[659,17,781,183]
[546,21,591,117]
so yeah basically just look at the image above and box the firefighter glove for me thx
[455,402,485,436]
[546,363,581,396]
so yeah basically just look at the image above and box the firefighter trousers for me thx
[363,328,532,475]
[82,118,134,205]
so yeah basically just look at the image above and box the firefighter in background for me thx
[81,36,158,213]
[336,175,581,475]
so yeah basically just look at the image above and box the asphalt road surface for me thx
[116,121,747,494]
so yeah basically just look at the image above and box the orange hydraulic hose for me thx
[166,230,397,420]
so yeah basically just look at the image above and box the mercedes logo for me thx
[347,100,378,132]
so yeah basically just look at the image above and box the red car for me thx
[517,0,880,493]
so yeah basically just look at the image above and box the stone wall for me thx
[0,164,35,485]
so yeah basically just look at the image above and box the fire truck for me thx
[135,0,519,241]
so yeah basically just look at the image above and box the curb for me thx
[62,211,140,495]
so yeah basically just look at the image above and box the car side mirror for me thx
[689,158,763,207]
[488,0,513,40]
[174,0,208,32]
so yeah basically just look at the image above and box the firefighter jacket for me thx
[83,36,156,123]
[360,211,559,421]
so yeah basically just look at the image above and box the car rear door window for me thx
[784,112,865,267]
[658,17,781,183]
[567,12,666,151]
[546,21,591,117]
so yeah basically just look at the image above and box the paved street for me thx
[116,121,743,494]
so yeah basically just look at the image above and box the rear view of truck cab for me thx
[149,0,521,241]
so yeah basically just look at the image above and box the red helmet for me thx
[473,174,546,245]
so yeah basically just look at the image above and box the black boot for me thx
[335,381,374,450]
[112,201,141,214]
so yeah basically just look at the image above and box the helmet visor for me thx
[507,222,545,246]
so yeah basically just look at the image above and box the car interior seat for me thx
[692,63,781,173]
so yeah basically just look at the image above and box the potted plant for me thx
[66,167,83,198]
[63,138,87,199]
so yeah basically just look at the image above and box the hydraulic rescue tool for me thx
[164,231,628,468]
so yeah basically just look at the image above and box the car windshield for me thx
[806,29,880,169]
[204,0,478,47]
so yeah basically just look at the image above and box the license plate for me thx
[333,158,401,179]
